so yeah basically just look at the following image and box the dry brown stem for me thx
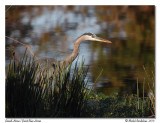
[5,36,36,58]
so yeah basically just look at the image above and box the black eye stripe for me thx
[83,32,96,36]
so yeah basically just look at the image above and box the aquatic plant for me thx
[6,55,90,117]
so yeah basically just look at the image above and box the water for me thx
[5,6,155,96]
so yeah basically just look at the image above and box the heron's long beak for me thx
[93,36,112,43]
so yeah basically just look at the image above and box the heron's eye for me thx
[92,34,96,38]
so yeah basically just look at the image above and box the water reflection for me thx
[5,6,155,96]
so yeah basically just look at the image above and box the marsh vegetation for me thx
[5,6,155,118]
[6,56,155,118]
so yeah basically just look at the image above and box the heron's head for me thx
[81,33,112,43]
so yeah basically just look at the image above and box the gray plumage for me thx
[35,33,111,79]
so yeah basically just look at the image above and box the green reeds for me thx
[6,54,155,118]
[143,65,155,117]
[136,65,155,117]
[136,78,146,116]
[6,55,90,117]
[137,78,139,110]
[6,56,46,117]
[44,58,90,117]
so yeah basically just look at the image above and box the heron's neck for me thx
[60,36,84,67]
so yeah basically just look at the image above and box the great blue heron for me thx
[36,33,112,78]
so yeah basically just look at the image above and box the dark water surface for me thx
[5,6,155,96]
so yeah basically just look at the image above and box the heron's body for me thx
[36,33,111,78]
[36,58,56,76]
